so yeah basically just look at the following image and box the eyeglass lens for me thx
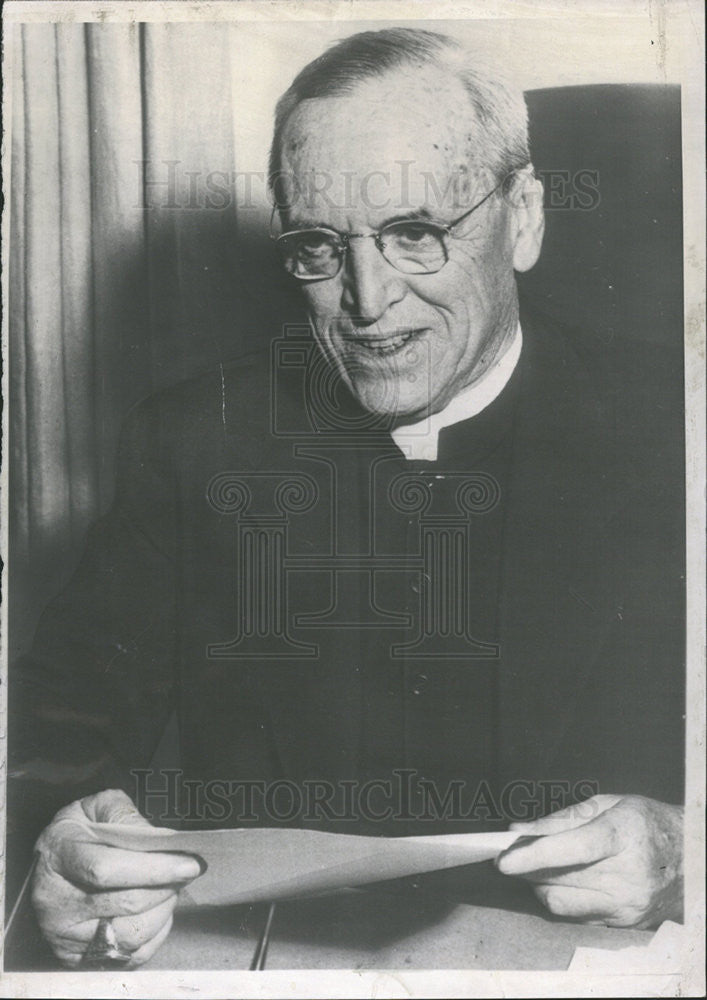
[278,221,449,278]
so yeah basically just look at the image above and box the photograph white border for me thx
[1,1,704,996]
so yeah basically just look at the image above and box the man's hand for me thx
[496,794,683,929]
[32,789,202,967]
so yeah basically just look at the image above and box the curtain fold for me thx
[56,25,97,534]
[141,23,240,382]
[84,23,148,509]
[21,24,71,558]
[9,22,256,657]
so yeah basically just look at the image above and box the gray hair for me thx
[268,28,531,197]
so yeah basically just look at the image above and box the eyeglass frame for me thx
[270,173,515,282]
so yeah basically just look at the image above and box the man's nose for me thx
[340,238,406,323]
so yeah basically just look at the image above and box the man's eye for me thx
[387,223,439,248]
[297,233,334,256]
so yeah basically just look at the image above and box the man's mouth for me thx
[344,328,426,357]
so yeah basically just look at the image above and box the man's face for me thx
[279,67,542,421]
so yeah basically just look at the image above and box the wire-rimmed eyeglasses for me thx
[271,176,510,282]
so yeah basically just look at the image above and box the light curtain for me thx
[9,22,281,656]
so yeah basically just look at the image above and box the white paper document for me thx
[567,920,685,975]
[77,823,521,907]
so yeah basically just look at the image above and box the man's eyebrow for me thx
[283,218,336,232]
[284,207,439,233]
[379,207,437,227]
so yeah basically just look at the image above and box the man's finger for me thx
[52,944,85,969]
[59,841,202,889]
[111,895,177,951]
[519,865,593,886]
[497,811,621,875]
[86,885,177,919]
[509,795,620,835]
[127,912,174,968]
[42,887,178,945]
[533,883,614,921]
[79,789,152,826]
[69,895,176,950]
[516,863,624,892]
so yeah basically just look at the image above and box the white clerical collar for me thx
[391,323,523,462]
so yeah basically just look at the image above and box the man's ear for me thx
[508,170,545,273]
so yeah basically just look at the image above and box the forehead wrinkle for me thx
[280,68,488,198]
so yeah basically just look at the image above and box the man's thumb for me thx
[80,788,152,826]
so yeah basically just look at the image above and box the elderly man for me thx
[10,28,684,967]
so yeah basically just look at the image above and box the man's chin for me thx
[348,377,436,425]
